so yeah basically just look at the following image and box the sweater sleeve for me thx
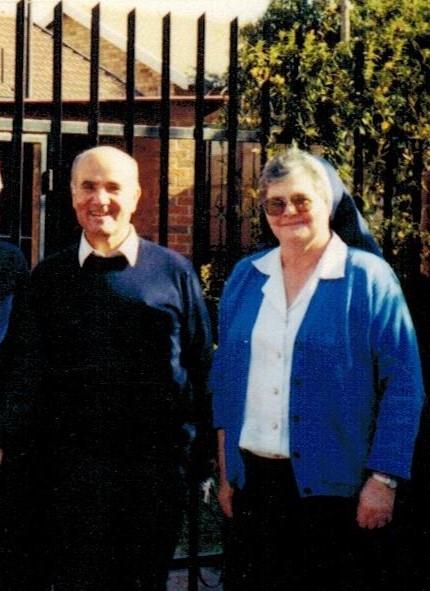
[210,260,246,431]
[210,287,229,430]
[366,265,425,479]
[181,265,214,479]
[0,246,39,453]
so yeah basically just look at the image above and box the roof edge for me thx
[34,0,192,90]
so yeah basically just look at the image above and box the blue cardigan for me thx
[210,246,424,497]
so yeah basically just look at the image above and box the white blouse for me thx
[239,234,344,458]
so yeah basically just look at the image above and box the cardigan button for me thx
[292,377,302,387]
[303,487,312,495]
[292,415,300,423]
[292,451,301,459]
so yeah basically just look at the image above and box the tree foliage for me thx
[237,0,430,276]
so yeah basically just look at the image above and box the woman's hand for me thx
[218,479,234,518]
[356,477,395,529]
[216,429,234,518]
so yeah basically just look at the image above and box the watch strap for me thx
[371,472,398,489]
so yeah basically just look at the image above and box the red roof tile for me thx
[0,15,127,100]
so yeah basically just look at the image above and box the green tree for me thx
[237,0,430,277]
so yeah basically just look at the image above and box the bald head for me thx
[71,146,139,191]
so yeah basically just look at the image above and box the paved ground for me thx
[167,568,223,590]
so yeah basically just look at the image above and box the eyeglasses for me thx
[261,195,312,216]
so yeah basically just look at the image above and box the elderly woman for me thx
[210,148,424,590]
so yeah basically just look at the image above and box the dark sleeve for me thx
[0,247,39,454]
[366,263,424,478]
[181,266,214,480]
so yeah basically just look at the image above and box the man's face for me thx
[71,151,141,249]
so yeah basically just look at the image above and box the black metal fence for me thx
[1,1,429,589]
[5,3,428,274]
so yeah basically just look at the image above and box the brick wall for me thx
[130,138,195,257]
[167,139,194,256]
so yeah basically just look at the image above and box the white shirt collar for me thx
[252,232,347,280]
[78,225,139,267]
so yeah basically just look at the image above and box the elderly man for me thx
[31,146,212,591]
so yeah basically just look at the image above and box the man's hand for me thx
[218,480,234,518]
[356,476,395,529]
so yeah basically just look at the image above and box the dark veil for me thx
[318,157,381,257]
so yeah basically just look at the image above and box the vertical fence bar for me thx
[46,1,63,256]
[125,9,136,155]
[353,40,365,212]
[10,0,25,246]
[411,140,424,228]
[284,7,304,144]
[189,18,207,588]
[158,13,171,246]
[88,3,100,147]
[410,139,424,278]
[226,18,240,263]
[259,21,273,245]
[25,0,32,98]
[260,78,270,166]
[192,14,208,270]
[260,20,271,167]
[352,131,364,212]
[382,140,397,263]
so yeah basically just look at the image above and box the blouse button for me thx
[272,423,279,430]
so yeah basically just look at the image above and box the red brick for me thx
[175,235,192,244]
[169,205,190,215]
[176,215,193,225]
[168,225,189,234]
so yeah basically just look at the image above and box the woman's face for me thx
[263,173,331,249]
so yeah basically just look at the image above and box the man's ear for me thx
[133,186,142,212]
[70,182,78,209]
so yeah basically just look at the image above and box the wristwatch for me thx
[371,472,398,489]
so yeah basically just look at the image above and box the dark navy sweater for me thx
[31,239,212,462]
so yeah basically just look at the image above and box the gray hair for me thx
[259,147,333,207]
